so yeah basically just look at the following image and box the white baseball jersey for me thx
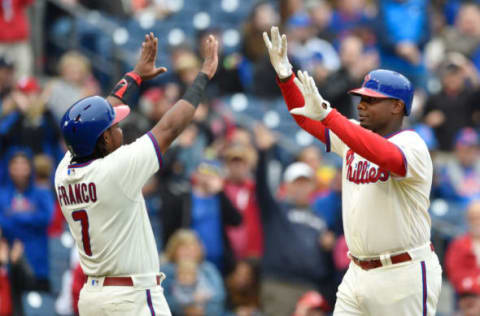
[55,132,162,277]
[326,127,433,257]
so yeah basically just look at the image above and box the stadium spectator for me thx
[293,291,330,316]
[44,51,100,123]
[445,200,480,293]
[2,238,26,316]
[431,3,480,74]
[376,0,430,88]
[0,149,54,316]
[456,276,480,316]
[287,12,340,89]
[32,154,53,188]
[0,57,14,109]
[422,58,476,151]
[242,2,279,64]
[319,34,378,118]
[0,150,53,285]
[304,0,335,42]
[312,167,343,236]
[242,2,282,97]
[433,128,480,205]
[222,143,263,260]
[286,12,340,82]
[225,258,262,315]
[254,125,335,316]
[329,0,373,42]
[158,122,209,193]
[164,159,242,273]
[0,77,63,164]
[0,235,12,316]
[297,145,336,194]
[162,229,225,316]
[0,0,34,78]
[120,86,178,143]
[172,48,202,91]
[143,176,163,253]
[197,29,246,97]
[170,259,214,313]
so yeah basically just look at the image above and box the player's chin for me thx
[359,121,369,129]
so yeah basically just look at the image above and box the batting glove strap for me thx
[109,71,142,104]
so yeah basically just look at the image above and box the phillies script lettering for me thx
[345,150,389,184]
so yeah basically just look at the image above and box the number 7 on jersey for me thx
[72,210,92,256]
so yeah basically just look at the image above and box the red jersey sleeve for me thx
[277,74,327,143]
[322,110,406,177]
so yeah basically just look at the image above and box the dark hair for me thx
[71,129,109,164]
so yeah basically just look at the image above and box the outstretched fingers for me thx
[263,32,272,50]
[294,70,306,96]
[205,35,218,60]
[280,34,288,57]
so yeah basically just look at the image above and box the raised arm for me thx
[150,35,218,154]
[107,33,167,107]
[291,71,406,177]
[263,26,327,143]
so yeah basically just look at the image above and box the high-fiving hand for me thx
[290,70,332,121]
[134,33,167,81]
[200,35,219,80]
[263,26,293,80]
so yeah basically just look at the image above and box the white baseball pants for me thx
[334,245,442,316]
[78,275,171,316]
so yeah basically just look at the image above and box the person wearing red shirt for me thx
[445,200,480,293]
[222,143,263,259]
[0,0,34,77]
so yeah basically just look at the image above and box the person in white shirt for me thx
[55,33,218,316]
[264,26,442,316]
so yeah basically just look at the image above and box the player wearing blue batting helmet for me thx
[349,69,414,116]
[60,96,130,158]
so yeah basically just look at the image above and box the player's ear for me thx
[101,129,112,146]
[392,100,404,115]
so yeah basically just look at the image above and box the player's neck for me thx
[71,150,109,164]
[373,120,403,137]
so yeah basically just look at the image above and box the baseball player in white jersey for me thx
[264,27,442,315]
[55,33,218,315]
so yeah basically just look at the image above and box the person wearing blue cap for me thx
[434,128,480,206]
[265,26,442,316]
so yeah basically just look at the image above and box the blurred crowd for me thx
[1,0,480,315]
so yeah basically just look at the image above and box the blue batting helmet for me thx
[60,96,130,157]
[349,69,414,116]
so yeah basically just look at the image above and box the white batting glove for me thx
[263,26,293,80]
[290,70,332,121]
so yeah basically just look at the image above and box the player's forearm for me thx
[150,100,196,154]
[323,110,406,176]
[106,95,124,107]
[277,74,327,143]
[150,72,209,154]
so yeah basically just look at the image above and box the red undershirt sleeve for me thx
[276,74,327,143]
[322,110,407,177]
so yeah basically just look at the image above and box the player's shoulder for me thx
[388,129,427,148]
[55,151,72,179]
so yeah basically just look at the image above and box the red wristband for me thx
[126,71,142,86]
